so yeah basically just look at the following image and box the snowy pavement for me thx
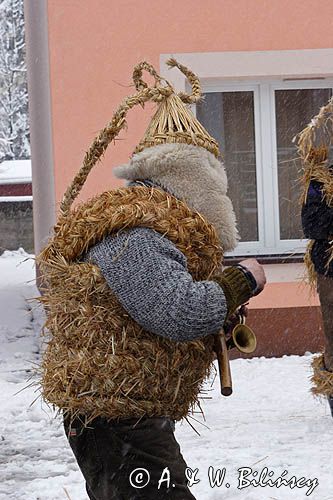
[1,250,333,500]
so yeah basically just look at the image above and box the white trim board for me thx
[161,49,333,84]
[0,196,33,202]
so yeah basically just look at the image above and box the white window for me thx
[196,81,333,257]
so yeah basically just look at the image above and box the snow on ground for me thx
[1,251,333,500]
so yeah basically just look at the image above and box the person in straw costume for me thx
[297,98,333,417]
[37,59,266,499]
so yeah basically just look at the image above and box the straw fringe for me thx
[296,97,333,167]
[304,240,317,289]
[37,186,223,421]
[311,354,333,397]
[296,97,333,206]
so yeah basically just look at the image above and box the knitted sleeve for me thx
[83,227,251,341]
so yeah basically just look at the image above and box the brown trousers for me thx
[317,273,333,370]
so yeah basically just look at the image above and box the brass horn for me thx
[227,316,257,354]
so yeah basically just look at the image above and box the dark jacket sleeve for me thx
[302,179,333,239]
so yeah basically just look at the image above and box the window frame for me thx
[194,79,333,257]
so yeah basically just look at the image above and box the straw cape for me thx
[296,97,333,399]
[37,59,235,422]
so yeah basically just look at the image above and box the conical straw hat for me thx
[133,71,218,158]
[132,59,219,157]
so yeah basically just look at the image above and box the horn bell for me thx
[227,323,257,354]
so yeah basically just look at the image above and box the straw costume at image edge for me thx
[36,59,253,424]
[297,98,333,399]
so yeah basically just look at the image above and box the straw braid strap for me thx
[37,186,223,422]
[311,354,333,398]
[296,97,333,283]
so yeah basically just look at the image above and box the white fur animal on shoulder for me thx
[114,143,239,252]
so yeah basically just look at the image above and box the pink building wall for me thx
[46,0,333,206]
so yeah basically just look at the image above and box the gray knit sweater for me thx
[83,227,229,342]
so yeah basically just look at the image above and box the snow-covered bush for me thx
[0,0,30,162]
